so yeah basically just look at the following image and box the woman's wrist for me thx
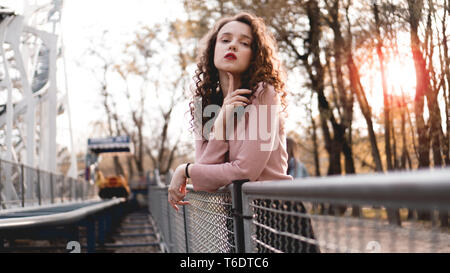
[187,163,193,178]
[178,163,194,179]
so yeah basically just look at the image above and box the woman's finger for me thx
[168,195,179,211]
[232,102,247,107]
[230,95,251,104]
[232,89,252,96]
[227,72,234,97]
[168,196,189,211]
[180,181,188,194]
[170,202,179,212]
[168,193,183,209]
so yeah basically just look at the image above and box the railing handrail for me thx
[0,198,125,230]
[1,157,96,210]
[242,168,450,210]
[150,167,450,253]
[185,184,232,194]
[0,157,79,179]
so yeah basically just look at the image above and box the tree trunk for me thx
[304,0,341,176]
[347,55,384,172]
[309,106,321,177]
[442,0,450,165]
[400,94,412,170]
[424,2,444,167]
[408,0,430,168]
[326,0,355,176]
[373,2,393,171]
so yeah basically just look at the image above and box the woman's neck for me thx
[218,71,241,97]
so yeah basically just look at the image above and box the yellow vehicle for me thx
[96,171,131,199]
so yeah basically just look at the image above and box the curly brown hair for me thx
[189,12,287,136]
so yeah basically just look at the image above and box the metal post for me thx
[85,218,96,253]
[50,173,54,204]
[69,178,73,201]
[98,213,105,246]
[231,179,250,253]
[61,176,64,203]
[0,159,3,208]
[21,164,25,207]
[81,180,85,201]
[182,204,189,253]
[37,169,41,205]
[241,187,254,253]
[166,190,173,252]
[105,208,112,235]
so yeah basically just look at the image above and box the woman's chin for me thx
[217,66,245,75]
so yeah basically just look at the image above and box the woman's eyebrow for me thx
[220,32,252,40]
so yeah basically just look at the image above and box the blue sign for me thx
[87,136,131,154]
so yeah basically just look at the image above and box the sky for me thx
[60,0,188,153]
[1,0,189,154]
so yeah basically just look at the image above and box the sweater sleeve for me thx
[193,117,229,164]
[190,84,282,192]
[195,138,229,164]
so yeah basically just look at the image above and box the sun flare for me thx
[384,57,417,96]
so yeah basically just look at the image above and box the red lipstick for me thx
[225,52,237,60]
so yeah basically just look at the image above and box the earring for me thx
[216,81,220,93]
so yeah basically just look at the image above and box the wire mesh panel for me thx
[312,204,449,253]
[1,158,97,210]
[55,174,65,203]
[23,165,39,206]
[248,198,320,253]
[242,170,450,253]
[39,170,53,204]
[0,160,22,208]
[246,198,449,253]
[148,185,172,251]
[184,187,236,253]
[61,176,71,202]
[168,203,187,253]
[149,169,450,253]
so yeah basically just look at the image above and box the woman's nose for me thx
[229,41,237,51]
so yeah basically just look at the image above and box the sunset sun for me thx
[384,57,417,96]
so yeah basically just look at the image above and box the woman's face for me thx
[214,21,253,76]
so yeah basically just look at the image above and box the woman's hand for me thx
[214,72,252,140]
[168,164,190,212]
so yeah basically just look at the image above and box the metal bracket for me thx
[231,208,253,220]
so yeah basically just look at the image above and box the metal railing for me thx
[0,158,97,210]
[148,168,450,253]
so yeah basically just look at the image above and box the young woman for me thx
[168,12,292,211]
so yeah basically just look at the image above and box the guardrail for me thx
[0,158,96,210]
[148,168,450,253]
[0,198,127,253]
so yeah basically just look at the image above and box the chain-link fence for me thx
[148,170,236,253]
[148,168,450,253]
[0,158,97,210]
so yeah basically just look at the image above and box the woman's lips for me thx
[225,53,237,60]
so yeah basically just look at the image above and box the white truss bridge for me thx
[0,0,77,208]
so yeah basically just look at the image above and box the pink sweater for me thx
[190,82,293,192]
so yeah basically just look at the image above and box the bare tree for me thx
[373,1,394,170]
[116,22,194,175]
[83,33,125,176]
